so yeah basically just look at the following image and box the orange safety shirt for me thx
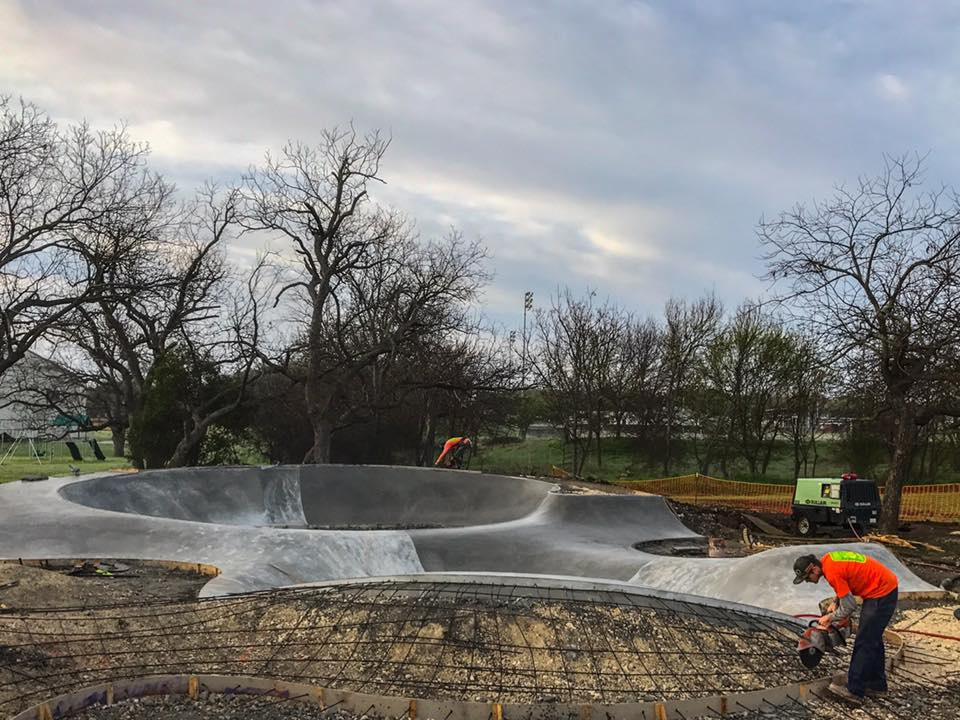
[435,437,468,465]
[820,551,898,599]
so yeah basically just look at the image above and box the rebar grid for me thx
[0,580,845,716]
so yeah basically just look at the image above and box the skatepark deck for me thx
[0,465,937,613]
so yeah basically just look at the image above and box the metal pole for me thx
[522,291,533,388]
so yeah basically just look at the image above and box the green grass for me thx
[475,435,960,485]
[476,436,671,483]
[0,439,133,484]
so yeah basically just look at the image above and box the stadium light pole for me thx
[522,291,533,388]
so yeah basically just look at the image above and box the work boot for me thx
[827,682,864,706]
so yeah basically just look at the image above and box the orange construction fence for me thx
[620,474,960,524]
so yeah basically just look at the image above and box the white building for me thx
[0,352,87,439]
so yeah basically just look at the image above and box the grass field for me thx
[0,437,133,484]
[474,435,960,485]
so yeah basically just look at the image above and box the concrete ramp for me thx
[0,465,940,614]
[298,465,550,526]
[411,493,700,580]
[60,465,551,528]
[59,467,308,527]
[629,543,935,616]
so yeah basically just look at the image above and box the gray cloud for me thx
[3,0,959,324]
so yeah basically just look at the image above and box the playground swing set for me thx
[0,433,108,465]
[0,413,108,466]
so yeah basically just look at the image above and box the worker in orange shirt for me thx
[435,437,472,469]
[792,551,899,705]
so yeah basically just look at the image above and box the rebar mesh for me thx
[0,579,845,716]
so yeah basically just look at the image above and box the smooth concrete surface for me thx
[0,465,938,613]
[410,493,702,580]
[629,542,934,616]
[61,465,551,527]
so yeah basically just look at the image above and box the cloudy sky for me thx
[3,0,959,327]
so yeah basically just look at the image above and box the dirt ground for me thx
[0,560,210,610]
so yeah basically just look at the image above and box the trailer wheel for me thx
[795,515,817,537]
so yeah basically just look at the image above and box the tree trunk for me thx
[761,439,775,477]
[662,415,674,475]
[166,422,207,468]
[303,342,334,463]
[916,436,928,479]
[110,425,126,458]
[419,410,436,466]
[879,403,917,533]
[595,418,603,468]
[698,445,712,475]
[303,420,333,464]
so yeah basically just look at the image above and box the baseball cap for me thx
[793,554,818,584]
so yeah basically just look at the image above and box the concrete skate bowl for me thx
[1,577,876,720]
[58,465,553,528]
[53,464,709,596]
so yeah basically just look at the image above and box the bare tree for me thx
[242,129,487,463]
[612,317,662,442]
[162,260,264,468]
[303,230,488,458]
[658,295,722,474]
[760,155,960,531]
[784,333,830,479]
[406,329,520,466]
[48,186,241,459]
[724,306,796,479]
[1,96,164,378]
[533,290,625,476]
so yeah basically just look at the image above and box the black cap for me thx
[793,554,818,584]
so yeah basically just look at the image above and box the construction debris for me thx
[742,513,792,538]
[865,533,945,553]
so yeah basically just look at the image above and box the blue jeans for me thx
[848,587,898,696]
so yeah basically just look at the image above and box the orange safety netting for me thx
[622,474,960,523]
[897,482,960,523]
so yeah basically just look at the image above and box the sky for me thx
[3,0,959,329]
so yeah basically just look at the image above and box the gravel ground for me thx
[693,604,960,720]
[77,694,378,720]
[0,580,844,716]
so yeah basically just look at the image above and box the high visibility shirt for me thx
[820,551,898,600]
[435,437,469,465]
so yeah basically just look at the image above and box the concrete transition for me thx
[0,465,938,614]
